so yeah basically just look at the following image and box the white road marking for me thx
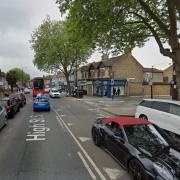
[88,109,95,111]
[61,114,66,117]
[26,115,49,141]
[103,167,123,180]
[79,137,91,142]
[67,123,74,126]
[54,110,107,180]
[56,116,64,129]
[77,151,97,180]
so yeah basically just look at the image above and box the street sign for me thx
[111,79,114,85]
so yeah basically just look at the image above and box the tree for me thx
[56,0,180,100]
[11,68,30,85]
[6,68,30,92]
[30,16,92,93]
[6,70,17,92]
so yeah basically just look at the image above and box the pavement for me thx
[75,95,172,117]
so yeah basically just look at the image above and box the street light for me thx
[21,66,27,87]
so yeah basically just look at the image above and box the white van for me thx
[135,99,180,136]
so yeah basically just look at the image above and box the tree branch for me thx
[136,0,170,37]
[131,11,173,59]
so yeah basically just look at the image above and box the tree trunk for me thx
[173,49,180,100]
[175,60,180,101]
[10,84,13,93]
[65,73,71,94]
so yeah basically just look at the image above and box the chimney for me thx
[101,53,109,61]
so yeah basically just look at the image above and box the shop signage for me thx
[87,81,92,85]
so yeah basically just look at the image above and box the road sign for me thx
[111,79,114,85]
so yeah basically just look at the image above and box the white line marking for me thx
[88,109,94,111]
[67,123,74,126]
[56,116,64,128]
[54,110,107,180]
[103,167,124,180]
[79,137,91,142]
[77,151,97,180]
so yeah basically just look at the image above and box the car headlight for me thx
[153,163,173,180]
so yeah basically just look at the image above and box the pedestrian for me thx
[113,87,116,95]
[117,88,120,96]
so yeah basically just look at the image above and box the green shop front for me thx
[93,80,127,98]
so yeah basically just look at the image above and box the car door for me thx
[103,123,115,151]
[103,123,128,166]
[0,105,3,128]
[110,128,129,166]
[150,101,170,131]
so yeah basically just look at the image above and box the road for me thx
[0,95,131,180]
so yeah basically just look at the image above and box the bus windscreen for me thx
[33,79,44,89]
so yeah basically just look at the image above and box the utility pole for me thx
[150,66,153,99]
[22,68,23,87]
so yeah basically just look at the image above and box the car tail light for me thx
[6,105,12,110]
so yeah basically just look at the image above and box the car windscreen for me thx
[33,79,44,89]
[124,124,169,147]
[36,98,48,102]
[52,90,58,93]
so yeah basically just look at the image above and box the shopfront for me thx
[93,80,127,98]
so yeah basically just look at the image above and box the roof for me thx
[102,117,152,126]
[143,99,180,105]
[143,68,163,73]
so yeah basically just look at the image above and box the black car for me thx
[1,97,20,118]
[15,93,26,107]
[92,117,180,180]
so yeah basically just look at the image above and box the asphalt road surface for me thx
[0,95,131,180]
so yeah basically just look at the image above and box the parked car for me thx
[135,99,180,136]
[33,95,50,111]
[24,87,31,94]
[0,104,8,128]
[92,117,180,180]
[14,93,26,107]
[49,88,61,98]
[1,97,20,118]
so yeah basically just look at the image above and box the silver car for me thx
[0,104,7,129]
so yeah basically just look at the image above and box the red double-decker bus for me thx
[32,77,45,97]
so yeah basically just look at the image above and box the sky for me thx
[0,0,172,79]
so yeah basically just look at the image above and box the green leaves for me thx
[6,68,30,86]
[56,0,179,58]
[30,16,92,74]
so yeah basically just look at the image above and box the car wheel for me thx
[139,115,148,120]
[128,159,146,180]
[92,129,102,146]
[17,107,20,112]
[11,111,15,118]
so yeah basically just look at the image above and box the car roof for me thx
[142,99,180,105]
[102,117,152,126]
[36,95,47,99]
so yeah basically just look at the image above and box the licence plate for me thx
[39,103,46,106]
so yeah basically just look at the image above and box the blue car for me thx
[33,95,50,111]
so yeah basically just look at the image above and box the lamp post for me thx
[150,66,154,99]
[21,66,27,88]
